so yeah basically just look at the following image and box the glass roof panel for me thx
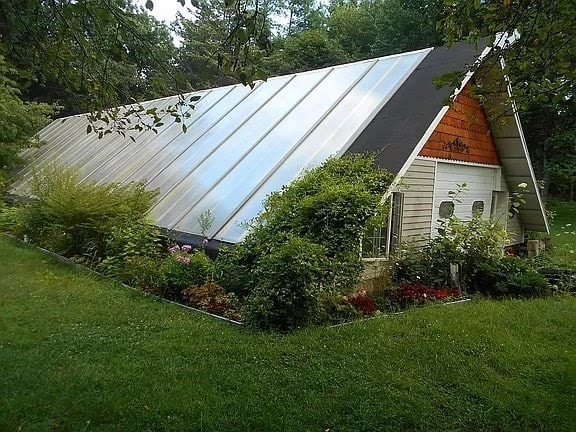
[13,49,431,244]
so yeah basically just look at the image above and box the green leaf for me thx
[145,0,154,11]
[236,28,249,44]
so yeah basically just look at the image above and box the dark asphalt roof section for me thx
[346,41,488,174]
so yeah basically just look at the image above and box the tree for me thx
[284,0,327,35]
[521,98,576,200]
[327,0,443,61]
[441,0,576,110]
[172,1,239,90]
[0,55,54,192]
[264,29,350,74]
[173,0,278,89]
[0,0,186,116]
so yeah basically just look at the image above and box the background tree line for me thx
[0,0,574,199]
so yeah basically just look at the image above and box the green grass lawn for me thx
[1,236,576,431]
[546,199,576,268]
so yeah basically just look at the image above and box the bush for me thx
[345,289,378,316]
[212,244,260,299]
[473,256,532,293]
[243,236,328,331]
[159,245,212,300]
[0,202,21,232]
[317,290,361,324]
[495,272,551,299]
[474,256,551,298]
[99,221,164,278]
[182,281,239,319]
[17,166,158,261]
[394,215,508,290]
[120,255,163,293]
[219,155,393,307]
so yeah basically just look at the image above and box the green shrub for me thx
[220,155,393,304]
[0,202,21,232]
[159,246,212,300]
[395,215,508,290]
[473,256,533,293]
[494,272,551,298]
[259,156,393,259]
[243,236,329,331]
[212,244,261,299]
[474,256,551,298]
[18,166,158,260]
[120,255,164,293]
[213,155,392,330]
[99,221,164,278]
[317,290,361,325]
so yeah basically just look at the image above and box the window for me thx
[472,200,485,216]
[362,192,404,258]
[439,201,454,218]
[362,226,388,258]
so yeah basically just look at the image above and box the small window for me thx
[361,192,404,258]
[362,226,388,258]
[439,201,454,218]
[472,201,485,216]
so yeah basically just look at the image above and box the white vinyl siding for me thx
[393,158,525,250]
[396,158,435,247]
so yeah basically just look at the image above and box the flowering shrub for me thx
[389,283,460,307]
[346,289,378,315]
[159,245,212,300]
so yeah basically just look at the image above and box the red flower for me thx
[346,291,378,315]
[392,283,459,306]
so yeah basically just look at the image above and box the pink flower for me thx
[175,255,190,265]
[181,244,192,252]
[169,245,180,253]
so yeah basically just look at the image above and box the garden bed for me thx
[2,233,468,328]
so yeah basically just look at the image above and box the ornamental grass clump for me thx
[17,165,158,262]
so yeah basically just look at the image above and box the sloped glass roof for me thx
[12,48,432,244]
